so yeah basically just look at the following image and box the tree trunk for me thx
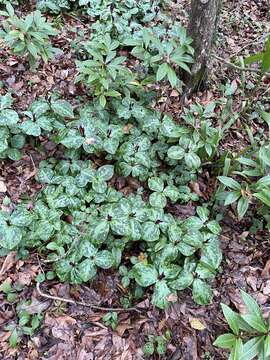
[184,0,221,96]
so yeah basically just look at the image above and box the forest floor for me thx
[0,0,270,359]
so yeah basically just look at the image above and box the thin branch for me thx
[36,282,141,313]
[213,54,262,73]
[230,34,268,58]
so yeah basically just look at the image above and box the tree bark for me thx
[184,0,221,96]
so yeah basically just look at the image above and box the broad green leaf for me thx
[10,134,25,149]
[60,134,84,149]
[199,239,222,274]
[221,303,239,335]
[10,209,34,227]
[241,290,264,320]
[254,190,270,207]
[244,52,264,65]
[99,95,106,108]
[20,120,41,136]
[152,280,172,309]
[262,36,270,73]
[169,270,193,290]
[256,175,270,189]
[167,66,177,88]
[97,165,114,181]
[55,260,73,282]
[77,259,96,282]
[142,221,160,242]
[240,336,264,360]
[192,279,213,305]
[31,100,50,117]
[163,185,179,202]
[0,225,22,250]
[183,231,203,248]
[218,176,241,190]
[160,116,188,138]
[133,263,158,287]
[9,329,18,348]
[91,220,109,242]
[214,333,237,349]
[95,250,114,269]
[0,109,19,125]
[51,100,74,118]
[196,206,209,223]
[167,146,185,160]
[241,314,267,333]
[110,217,130,236]
[265,336,270,357]
[185,152,201,169]
[79,241,98,258]
[149,192,167,208]
[207,220,222,234]
[260,111,270,129]
[148,177,164,192]
[177,241,196,256]
[225,191,241,205]
[156,63,168,81]
[233,338,243,360]
[237,197,249,219]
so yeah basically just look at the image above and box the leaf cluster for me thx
[214,290,270,360]
[0,3,59,66]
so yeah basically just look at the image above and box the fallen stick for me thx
[36,282,141,313]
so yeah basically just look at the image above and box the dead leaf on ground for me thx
[189,317,206,331]
[0,179,7,193]
[0,252,17,280]
[262,260,270,279]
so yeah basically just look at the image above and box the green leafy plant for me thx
[0,93,25,161]
[214,290,270,360]
[86,0,165,39]
[0,0,228,315]
[143,334,169,357]
[5,307,43,348]
[102,312,118,330]
[0,280,17,302]
[245,35,270,75]
[0,3,59,66]
[217,142,270,221]
[76,34,136,107]
[124,26,193,88]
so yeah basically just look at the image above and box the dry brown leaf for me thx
[189,317,206,331]
[262,260,270,279]
[0,252,16,279]
[0,179,7,193]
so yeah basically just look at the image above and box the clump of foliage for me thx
[244,35,270,75]
[76,34,136,107]
[124,26,194,88]
[217,112,270,223]
[36,0,90,13]
[143,334,170,357]
[0,3,59,66]
[0,0,226,312]
[214,290,270,360]
[102,312,118,330]
[0,280,43,348]
[0,93,74,160]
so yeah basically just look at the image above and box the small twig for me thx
[36,282,141,313]
[230,34,268,58]
[213,54,262,73]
